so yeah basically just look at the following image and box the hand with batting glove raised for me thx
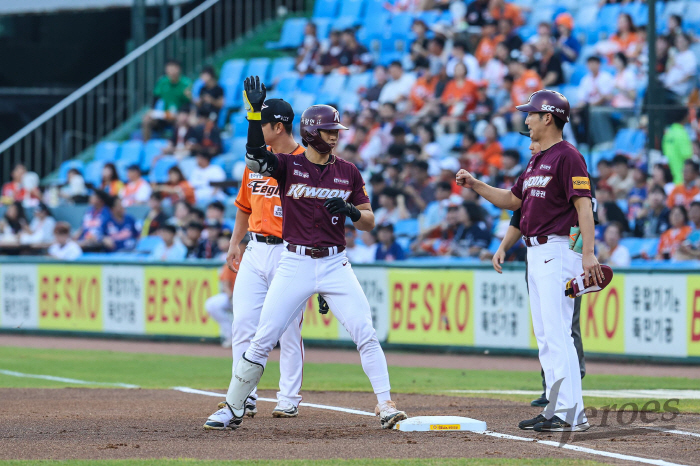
[243,75,266,121]
[324,197,361,222]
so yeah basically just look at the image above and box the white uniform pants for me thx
[205,293,232,341]
[527,237,587,425]
[245,248,391,395]
[227,240,305,407]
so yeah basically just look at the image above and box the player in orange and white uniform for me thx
[219,99,306,421]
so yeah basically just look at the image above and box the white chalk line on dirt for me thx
[0,369,139,388]
[176,386,690,466]
[444,389,700,400]
[644,427,700,438]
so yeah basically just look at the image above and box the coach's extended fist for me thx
[456,169,476,188]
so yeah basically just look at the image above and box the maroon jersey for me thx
[511,140,591,237]
[272,152,370,248]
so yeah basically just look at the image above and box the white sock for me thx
[376,390,391,404]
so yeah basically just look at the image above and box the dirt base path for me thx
[2,334,696,379]
[1,388,699,465]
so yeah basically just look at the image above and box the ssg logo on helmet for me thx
[541,104,565,115]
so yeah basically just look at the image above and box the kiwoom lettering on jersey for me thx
[286,183,351,200]
[294,169,310,179]
[523,175,553,190]
[248,179,280,198]
[334,178,350,185]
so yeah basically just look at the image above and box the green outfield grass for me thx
[0,460,609,466]
[0,346,697,412]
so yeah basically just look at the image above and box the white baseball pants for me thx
[527,236,587,426]
[245,248,391,395]
[205,293,233,342]
[226,239,305,407]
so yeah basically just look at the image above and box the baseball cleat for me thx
[518,414,547,430]
[375,400,407,429]
[245,397,257,418]
[530,394,549,407]
[272,400,299,418]
[533,415,590,432]
[203,401,243,430]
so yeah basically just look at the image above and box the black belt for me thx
[524,236,548,247]
[286,244,345,259]
[252,233,283,245]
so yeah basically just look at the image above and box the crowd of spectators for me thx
[3,0,700,266]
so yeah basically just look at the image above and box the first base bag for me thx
[564,265,614,298]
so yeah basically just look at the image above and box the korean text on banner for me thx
[102,266,145,334]
[388,269,474,346]
[38,265,102,331]
[1,265,39,329]
[144,266,219,337]
[474,270,530,348]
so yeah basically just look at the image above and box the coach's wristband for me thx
[247,112,261,121]
[348,204,361,222]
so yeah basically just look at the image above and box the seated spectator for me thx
[597,222,631,267]
[368,173,386,211]
[409,19,430,67]
[102,198,138,252]
[194,67,224,120]
[597,187,630,235]
[627,166,648,221]
[364,65,387,103]
[403,160,435,216]
[595,159,613,191]
[378,61,416,107]
[505,57,542,130]
[518,43,538,71]
[634,185,670,238]
[604,13,642,61]
[169,200,192,231]
[667,160,700,209]
[216,234,230,261]
[661,33,697,102]
[498,18,523,53]
[317,30,346,74]
[554,12,580,64]
[187,108,222,157]
[527,21,553,46]
[142,59,191,141]
[100,163,124,196]
[657,205,691,260]
[608,155,635,200]
[494,149,523,189]
[489,0,523,27]
[652,163,676,195]
[475,19,503,67]
[296,21,320,73]
[423,182,458,230]
[183,221,204,258]
[611,52,637,108]
[155,165,196,205]
[0,201,27,244]
[196,220,223,259]
[414,201,491,257]
[205,200,232,231]
[340,28,372,73]
[345,224,373,264]
[427,36,447,77]
[373,223,405,262]
[374,187,410,225]
[59,168,88,203]
[141,192,168,237]
[439,62,479,133]
[483,42,509,91]
[76,190,112,248]
[155,107,193,164]
[1,164,27,204]
[20,202,55,245]
[675,201,700,260]
[463,123,503,178]
[47,222,83,260]
[579,56,615,107]
[150,224,187,261]
[120,165,152,207]
[535,38,564,87]
[446,40,481,82]
[190,153,226,203]
[466,0,489,26]
[437,157,462,194]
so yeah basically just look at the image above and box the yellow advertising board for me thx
[388,269,474,346]
[301,294,339,340]
[580,273,624,353]
[37,265,103,331]
[687,275,700,357]
[143,266,220,337]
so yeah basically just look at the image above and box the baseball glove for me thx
[318,294,330,314]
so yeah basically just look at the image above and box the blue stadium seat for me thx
[291,92,317,115]
[52,204,89,231]
[346,71,372,93]
[641,238,660,257]
[191,78,205,101]
[362,11,390,32]
[84,160,105,187]
[245,58,271,82]
[114,159,131,181]
[616,199,629,216]
[94,141,120,162]
[500,132,522,150]
[575,4,599,29]
[319,73,347,100]
[276,74,299,94]
[267,18,308,49]
[598,4,622,35]
[118,140,144,166]
[527,7,556,28]
[178,157,199,178]
[333,16,361,31]
[150,156,178,183]
[269,57,296,80]
[338,0,365,19]
[219,59,246,84]
[436,134,460,152]
[394,219,419,237]
[299,74,324,94]
[417,10,440,25]
[396,236,411,252]
[336,91,361,113]
[58,160,84,184]
[517,25,537,42]
[211,153,240,177]
[390,13,415,37]
[620,237,645,258]
[136,235,163,254]
[221,80,243,109]
[230,113,249,138]
[364,0,387,18]
[613,129,645,154]
[141,139,169,171]
[313,0,339,18]
[488,237,502,254]
[312,18,333,40]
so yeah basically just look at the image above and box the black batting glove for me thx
[324,197,361,222]
[318,295,329,315]
[243,75,266,120]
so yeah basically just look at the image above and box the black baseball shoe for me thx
[530,393,549,407]
[533,415,590,432]
[244,397,257,418]
[518,414,547,430]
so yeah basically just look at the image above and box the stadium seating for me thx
[118,140,144,167]
[318,73,347,101]
[58,160,84,184]
[394,218,419,238]
[299,74,324,94]
[84,160,105,187]
[141,139,169,171]
[269,56,296,81]
[219,59,246,84]
[136,235,163,254]
[245,58,271,83]
[150,156,178,183]
[178,156,199,178]
[312,0,339,18]
[266,18,308,49]
[94,141,120,162]
[276,74,300,94]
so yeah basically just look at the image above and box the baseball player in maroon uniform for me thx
[208,75,407,431]
[457,90,603,432]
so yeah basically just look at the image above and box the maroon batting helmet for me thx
[516,89,570,122]
[300,105,348,154]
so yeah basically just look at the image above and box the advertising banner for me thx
[37,264,103,332]
[687,275,700,357]
[580,273,625,354]
[473,270,530,349]
[0,264,39,329]
[102,266,145,334]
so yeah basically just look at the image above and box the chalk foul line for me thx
[0,369,139,388]
[443,389,700,400]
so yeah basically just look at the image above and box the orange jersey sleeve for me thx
[220,264,237,289]
[235,167,253,214]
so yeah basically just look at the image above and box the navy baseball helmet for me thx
[300,105,348,154]
[516,89,570,122]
